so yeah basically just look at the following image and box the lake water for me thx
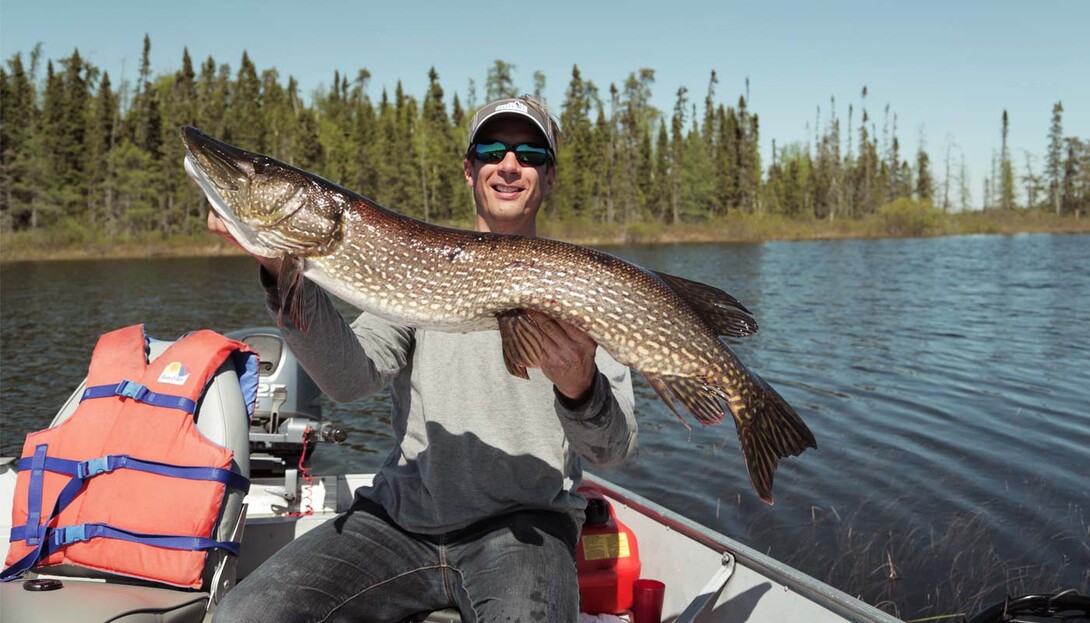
[2,233,1088,619]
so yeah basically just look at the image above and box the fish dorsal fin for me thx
[497,309,544,380]
[652,270,759,337]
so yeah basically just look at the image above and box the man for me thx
[209,96,637,622]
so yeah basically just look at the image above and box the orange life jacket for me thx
[2,325,257,588]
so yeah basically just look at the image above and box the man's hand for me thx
[207,211,282,273]
[524,310,598,403]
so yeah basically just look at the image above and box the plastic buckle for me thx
[116,380,148,402]
[77,456,113,479]
[56,524,87,545]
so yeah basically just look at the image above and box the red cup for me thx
[631,578,665,623]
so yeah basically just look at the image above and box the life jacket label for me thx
[157,362,191,386]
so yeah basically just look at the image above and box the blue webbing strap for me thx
[59,523,241,556]
[0,532,45,581]
[0,470,101,582]
[24,445,48,546]
[15,454,250,494]
[81,380,197,415]
[7,522,241,562]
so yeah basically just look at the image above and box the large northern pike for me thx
[181,126,816,503]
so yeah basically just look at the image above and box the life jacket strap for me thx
[2,522,241,582]
[24,445,49,546]
[81,380,198,414]
[15,454,250,494]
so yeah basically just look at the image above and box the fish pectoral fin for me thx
[277,257,309,333]
[643,373,726,428]
[497,309,543,380]
[652,270,759,338]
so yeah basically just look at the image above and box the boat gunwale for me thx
[583,472,902,623]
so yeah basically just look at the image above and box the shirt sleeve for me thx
[259,265,413,403]
[553,350,638,469]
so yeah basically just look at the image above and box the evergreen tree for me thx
[485,60,517,101]
[813,102,843,221]
[347,69,378,195]
[853,86,881,216]
[1046,102,1064,214]
[683,102,714,220]
[532,70,546,103]
[714,104,738,213]
[419,67,458,221]
[999,110,1015,209]
[650,119,670,221]
[230,51,264,151]
[589,95,611,222]
[85,71,117,229]
[160,49,201,232]
[737,95,761,212]
[38,61,69,226]
[316,70,355,187]
[668,86,687,223]
[393,81,422,217]
[1061,138,1086,217]
[617,69,656,224]
[916,144,933,203]
[196,57,229,139]
[131,35,162,159]
[1,53,38,230]
[556,66,594,220]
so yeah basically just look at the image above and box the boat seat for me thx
[0,337,252,623]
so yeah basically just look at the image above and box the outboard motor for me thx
[225,327,345,474]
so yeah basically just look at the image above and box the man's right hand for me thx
[207,211,283,273]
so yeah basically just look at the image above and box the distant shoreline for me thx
[2,209,1085,263]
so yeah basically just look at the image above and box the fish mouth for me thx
[180,126,253,192]
[181,126,284,258]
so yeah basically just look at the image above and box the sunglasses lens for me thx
[474,142,508,162]
[473,142,551,166]
[515,145,549,166]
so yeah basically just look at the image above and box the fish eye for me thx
[254,158,270,175]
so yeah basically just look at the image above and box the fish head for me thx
[181,126,343,258]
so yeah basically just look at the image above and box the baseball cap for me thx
[467,97,558,154]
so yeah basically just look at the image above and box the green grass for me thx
[747,494,1090,620]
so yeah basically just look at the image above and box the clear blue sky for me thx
[2,0,1086,209]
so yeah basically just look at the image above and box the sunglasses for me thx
[470,141,552,167]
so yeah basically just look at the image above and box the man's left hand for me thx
[524,310,598,403]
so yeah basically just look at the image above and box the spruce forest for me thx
[1,37,1087,244]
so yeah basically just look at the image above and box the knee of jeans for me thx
[211,582,272,623]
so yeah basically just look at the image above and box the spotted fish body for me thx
[181,126,816,503]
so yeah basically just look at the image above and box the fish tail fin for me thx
[731,373,817,505]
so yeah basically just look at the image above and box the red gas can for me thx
[575,484,641,614]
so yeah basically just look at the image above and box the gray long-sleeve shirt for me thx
[262,270,637,533]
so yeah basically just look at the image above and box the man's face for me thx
[463,116,556,235]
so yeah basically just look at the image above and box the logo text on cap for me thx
[495,101,529,114]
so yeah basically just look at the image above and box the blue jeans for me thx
[213,494,580,622]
